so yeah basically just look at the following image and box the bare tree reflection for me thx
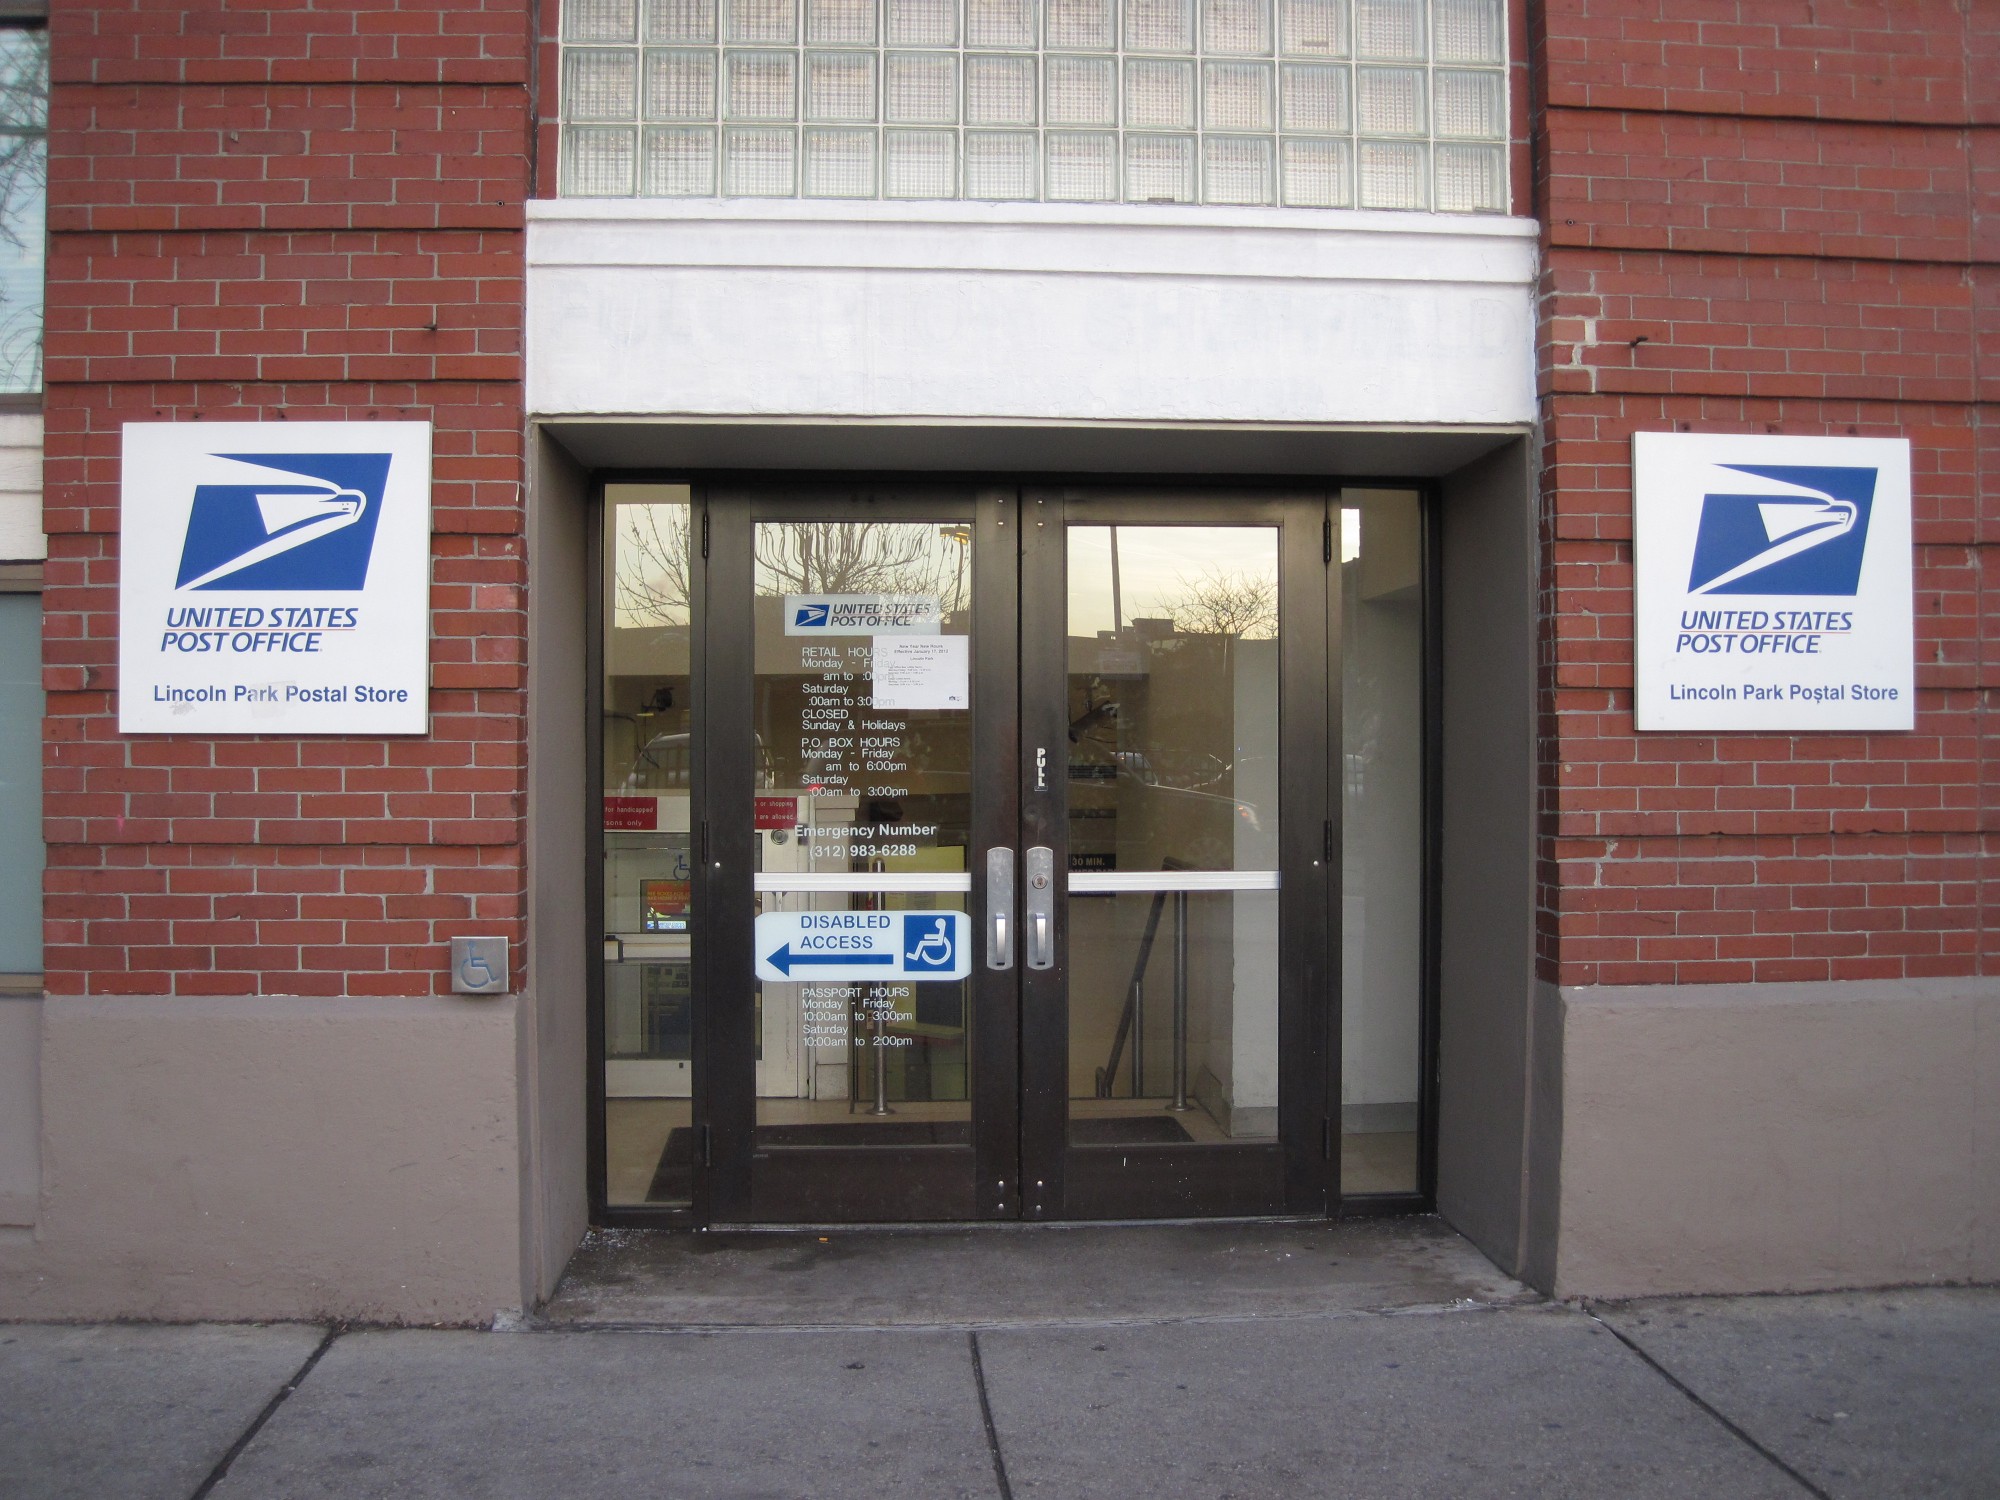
[1160,569,1278,640]
[615,504,693,628]
[615,515,975,628]
[758,522,971,617]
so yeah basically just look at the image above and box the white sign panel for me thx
[784,594,940,634]
[1632,432,1913,732]
[871,636,969,710]
[755,910,971,983]
[118,422,432,735]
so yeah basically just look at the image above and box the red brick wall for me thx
[43,3,534,996]
[1533,0,1998,985]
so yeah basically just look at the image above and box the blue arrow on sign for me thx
[763,943,896,978]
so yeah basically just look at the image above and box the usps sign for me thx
[1632,432,1913,732]
[118,422,431,734]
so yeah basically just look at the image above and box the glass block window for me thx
[559,0,1507,210]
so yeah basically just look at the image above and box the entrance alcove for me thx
[521,422,1542,1294]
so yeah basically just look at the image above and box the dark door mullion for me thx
[1277,492,1336,1214]
[970,487,1023,1218]
[1016,490,1070,1220]
[697,488,759,1221]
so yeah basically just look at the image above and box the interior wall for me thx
[1435,437,1541,1277]
[1340,493,1425,1120]
[523,429,592,1304]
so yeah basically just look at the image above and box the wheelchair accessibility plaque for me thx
[755,910,971,983]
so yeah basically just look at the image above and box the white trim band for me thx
[755,873,974,893]
[1068,871,1281,893]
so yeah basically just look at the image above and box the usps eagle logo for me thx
[173,452,392,592]
[1684,464,1877,597]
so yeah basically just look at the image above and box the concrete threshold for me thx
[534,1212,1536,1330]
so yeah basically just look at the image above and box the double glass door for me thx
[599,483,1365,1223]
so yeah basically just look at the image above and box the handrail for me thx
[1094,858,1193,1099]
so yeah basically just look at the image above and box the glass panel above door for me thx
[1063,525,1281,1146]
[602,485,697,1207]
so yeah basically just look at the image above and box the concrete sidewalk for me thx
[3,1219,1996,1499]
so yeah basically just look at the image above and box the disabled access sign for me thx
[755,910,971,983]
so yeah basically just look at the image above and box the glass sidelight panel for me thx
[1337,489,1423,1194]
[1064,526,1281,1146]
[601,485,698,1207]
[751,519,977,1155]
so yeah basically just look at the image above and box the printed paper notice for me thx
[871,636,968,710]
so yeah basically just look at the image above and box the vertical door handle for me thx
[985,847,1015,970]
[1025,845,1055,970]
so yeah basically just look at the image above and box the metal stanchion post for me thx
[1132,976,1145,1098]
[869,1012,893,1114]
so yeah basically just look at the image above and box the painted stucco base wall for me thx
[0,995,526,1324]
[0,996,38,1227]
[1538,976,2000,1299]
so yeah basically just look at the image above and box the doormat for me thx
[647,1113,1195,1202]
[1070,1114,1194,1146]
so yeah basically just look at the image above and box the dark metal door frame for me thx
[590,477,1364,1226]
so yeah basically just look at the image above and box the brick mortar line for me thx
[1545,240,1998,272]
[1543,101,2000,134]
[52,78,529,94]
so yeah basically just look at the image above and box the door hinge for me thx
[700,1122,714,1167]
[1322,1117,1333,1159]
[1323,516,1333,565]
[1324,820,1334,863]
[700,510,710,558]
[701,821,709,864]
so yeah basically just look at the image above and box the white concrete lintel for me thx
[527,202,1539,430]
[527,198,1539,285]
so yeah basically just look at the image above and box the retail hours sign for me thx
[1632,432,1913,732]
[118,422,432,734]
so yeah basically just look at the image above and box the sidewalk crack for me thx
[1585,1307,1832,1500]
[188,1323,344,1500]
[968,1329,1015,1500]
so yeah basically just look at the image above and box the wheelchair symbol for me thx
[902,915,955,972]
[459,953,499,989]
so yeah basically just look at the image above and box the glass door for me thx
[1017,490,1336,1219]
[703,486,1019,1221]
[619,483,1339,1224]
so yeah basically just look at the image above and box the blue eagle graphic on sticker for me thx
[174,452,391,592]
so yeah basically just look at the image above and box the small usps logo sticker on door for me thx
[119,422,433,736]
[1632,432,1913,733]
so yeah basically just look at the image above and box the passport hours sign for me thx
[1632,432,1914,733]
[118,422,432,734]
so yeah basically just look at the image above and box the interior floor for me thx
[607,1097,1419,1205]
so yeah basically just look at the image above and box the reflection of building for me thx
[1,3,1994,1322]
